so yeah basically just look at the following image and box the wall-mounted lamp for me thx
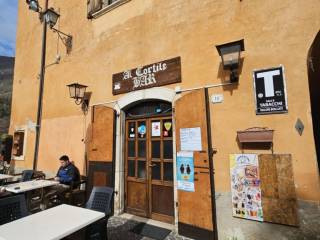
[67,83,90,114]
[216,39,245,83]
[43,8,60,28]
[67,83,88,105]
[26,1,72,54]
[44,8,72,54]
[26,0,40,12]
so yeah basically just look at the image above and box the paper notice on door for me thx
[180,127,202,151]
[152,121,161,137]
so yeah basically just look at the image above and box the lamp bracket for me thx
[230,68,239,83]
[75,98,83,105]
[81,99,89,115]
[51,27,72,54]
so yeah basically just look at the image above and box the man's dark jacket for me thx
[56,162,80,186]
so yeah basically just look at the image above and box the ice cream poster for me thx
[230,154,263,221]
[177,151,195,192]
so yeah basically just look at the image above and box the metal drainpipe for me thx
[205,88,218,240]
[33,0,49,170]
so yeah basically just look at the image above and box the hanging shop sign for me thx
[112,57,181,95]
[253,66,288,114]
[177,151,195,192]
[230,154,263,222]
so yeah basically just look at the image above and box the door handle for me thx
[149,164,156,167]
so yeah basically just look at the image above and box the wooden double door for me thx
[125,116,174,223]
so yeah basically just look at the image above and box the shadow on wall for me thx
[307,30,320,173]
[216,58,244,95]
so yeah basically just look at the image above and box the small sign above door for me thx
[112,57,181,95]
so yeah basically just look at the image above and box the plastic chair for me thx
[21,170,34,182]
[0,194,28,225]
[85,186,114,240]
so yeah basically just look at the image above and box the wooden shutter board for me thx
[178,171,213,230]
[175,89,213,231]
[88,106,115,162]
[259,154,298,226]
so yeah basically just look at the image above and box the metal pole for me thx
[33,0,49,170]
[204,88,218,240]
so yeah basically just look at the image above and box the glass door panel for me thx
[125,120,148,217]
[149,117,174,223]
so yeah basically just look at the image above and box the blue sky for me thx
[0,0,18,57]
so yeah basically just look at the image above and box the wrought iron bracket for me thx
[51,27,73,54]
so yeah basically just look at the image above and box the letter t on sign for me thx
[257,70,280,97]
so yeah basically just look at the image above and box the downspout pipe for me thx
[205,88,218,240]
[33,0,49,170]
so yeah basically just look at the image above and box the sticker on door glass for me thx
[152,122,161,137]
[138,124,146,138]
[128,123,135,138]
[129,127,135,138]
[163,121,172,137]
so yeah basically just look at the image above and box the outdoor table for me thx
[0,174,14,181]
[4,179,59,193]
[2,175,22,184]
[0,204,105,240]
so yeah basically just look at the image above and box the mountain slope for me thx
[0,56,14,134]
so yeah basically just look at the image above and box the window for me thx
[87,0,131,19]
[12,129,26,160]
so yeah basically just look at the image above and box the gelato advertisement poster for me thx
[230,154,263,222]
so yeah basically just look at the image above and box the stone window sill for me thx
[92,0,131,19]
[13,155,25,161]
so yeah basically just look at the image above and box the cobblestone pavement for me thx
[108,216,193,240]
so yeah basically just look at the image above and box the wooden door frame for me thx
[124,114,175,223]
[147,116,174,223]
[124,118,149,217]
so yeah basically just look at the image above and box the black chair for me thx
[85,186,114,240]
[45,173,86,209]
[0,194,28,225]
[21,170,34,182]
[65,175,87,207]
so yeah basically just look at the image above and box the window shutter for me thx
[13,131,25,157]
[175,89,215,236]
[87,0,103,18]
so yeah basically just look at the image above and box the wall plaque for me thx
[253,66,288,114]
[112,57,181,95]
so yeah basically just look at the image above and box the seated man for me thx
[43,155,80,208]
[55,155,80,186]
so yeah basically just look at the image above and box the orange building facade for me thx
[10,0,320,239]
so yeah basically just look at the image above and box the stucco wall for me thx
[37,115,87,175]
[10,0,320,205]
